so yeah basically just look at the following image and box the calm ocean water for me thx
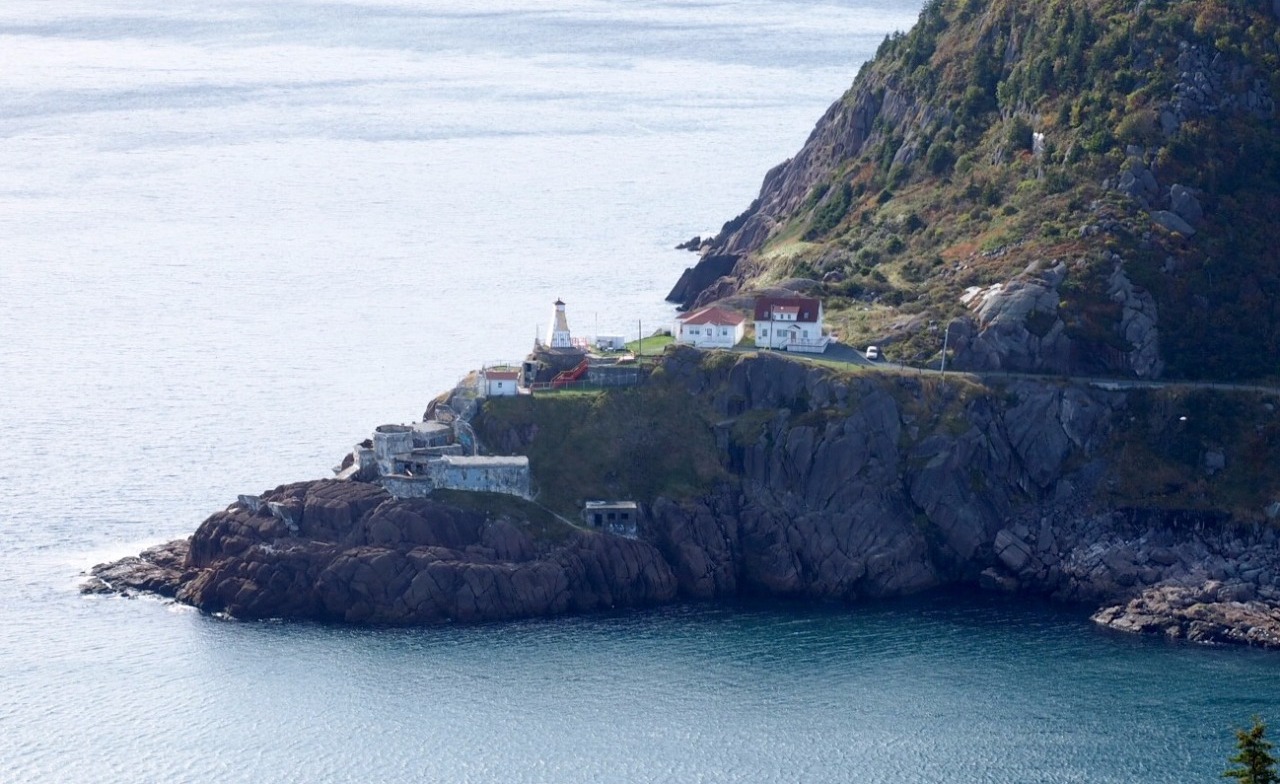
[2,1,1278,781]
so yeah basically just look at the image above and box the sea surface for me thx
[2,1,1278,782]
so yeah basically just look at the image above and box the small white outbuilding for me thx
[482,368,520,396]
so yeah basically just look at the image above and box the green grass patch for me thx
[428,489,581,544]
[626,334,674,357]
[475,379,729,519]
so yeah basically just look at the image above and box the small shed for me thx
[483,367,521,397]
[582,500,639,538]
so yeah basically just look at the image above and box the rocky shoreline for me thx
[86,347,1280,650]
[85,479,675,623]
[86,491,1280,648]
[1092,582,1280,649]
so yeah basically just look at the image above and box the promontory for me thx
[89,0,1280,648]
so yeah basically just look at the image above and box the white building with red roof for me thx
[753,296,828,353]
[481,367,521,396]
[674,305,747,349]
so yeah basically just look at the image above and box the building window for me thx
[761,329,768,337]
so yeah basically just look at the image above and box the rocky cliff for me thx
[86,480,676,624]
[475,346,1280,647]
[673,0,1280,382]
[91,346,1280,646]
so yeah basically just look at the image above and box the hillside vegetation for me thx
[692,0,1280,381]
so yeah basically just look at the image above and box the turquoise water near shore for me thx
[3,1,1279,781]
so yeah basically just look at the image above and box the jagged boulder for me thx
[1108,265,1164,379]
[1150,209,1196,236]
[1169,184,1203,225]
[953,262,1071,374]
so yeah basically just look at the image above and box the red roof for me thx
[678,305,746,326]
[753,296,822,323]
[485,369,520,381]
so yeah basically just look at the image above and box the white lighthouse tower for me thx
[547,298,572,348]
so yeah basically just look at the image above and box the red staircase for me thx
[550,359,590,389]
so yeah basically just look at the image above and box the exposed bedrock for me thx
[666,254,739,310]
[950,260,1164,380]
[88,479,676,624]
[90,347,1280,647]
[1093,580,1280,649]
[635,348,1280,646]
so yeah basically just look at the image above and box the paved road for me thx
[737,342,1280,397]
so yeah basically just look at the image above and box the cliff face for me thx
[90,346,1280,645]
[86,480,677,624]
[635,349,1278,607]
[676,0,1280,382]
[476,346,1280,646]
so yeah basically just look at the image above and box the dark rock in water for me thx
[666,254,738,309]
[978,567,1019,593]
[83,540,193,599]
[87,479,677,624]
[675,235,703,251]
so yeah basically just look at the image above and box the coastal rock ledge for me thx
[83,479,677,624]
[1092,582,1280,649]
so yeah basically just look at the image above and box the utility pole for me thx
[638,319,642,356]
[941,320,950,379]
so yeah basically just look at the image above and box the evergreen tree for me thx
[1224,717,1279,784]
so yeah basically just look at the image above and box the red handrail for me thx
[551,359,590,389]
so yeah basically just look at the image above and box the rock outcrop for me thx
[953,261,1072,375]
[666,254,739,310]
[90,347,1280,648]
[1093,582,1280,648]
[579,347,1279,647]
[87,480,677,624]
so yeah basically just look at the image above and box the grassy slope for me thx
[732,0,1280,380]
[475,366,729,518]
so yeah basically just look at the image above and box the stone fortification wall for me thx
[432,456,530,498]
[587,365,645,387]
[380,476,437,499]
[373,425,414,474]
[382,456,531,500]
[412,421,453,448]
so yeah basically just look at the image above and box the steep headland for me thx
[89,0,1280,646]
[90,346,1280,646]
[672,0,1280,383]
[85,481,676,623]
